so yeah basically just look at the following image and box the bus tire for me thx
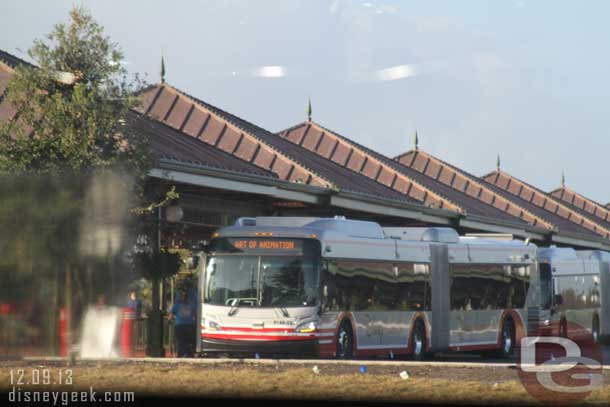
[336,320,354,359]
[592,316,600,344]
[498,318,515,358]
[559,318,568,338]
[411,320,426,361]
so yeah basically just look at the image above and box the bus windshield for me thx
[205,255,320,307]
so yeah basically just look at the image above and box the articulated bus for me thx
[538,247,610,343]
[199,216,545,359]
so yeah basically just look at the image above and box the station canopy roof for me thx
[1,46,610,248]
[135,83,420,205]
[278,121,606,243]
[483,170,610,239]
[278,121,520,222]
[395,149,605,241]
[129,111,277,179]
[550,185,610,227]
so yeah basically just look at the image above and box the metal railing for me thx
[133,317,176,357]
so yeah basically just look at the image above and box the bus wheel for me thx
[411,321,426,361]
[336,321,353,359]
[559,319,568,338]
[499,319,515,358]
[592,316,600,344]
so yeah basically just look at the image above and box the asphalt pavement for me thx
[19,343,610,368]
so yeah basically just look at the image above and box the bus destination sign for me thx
[233,239,296,250]
[209,237,316,255]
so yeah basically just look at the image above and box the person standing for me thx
[169,289,196,357]
[127,290,142,318]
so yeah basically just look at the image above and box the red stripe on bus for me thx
[216,326,297,333]
[202,333,315,341]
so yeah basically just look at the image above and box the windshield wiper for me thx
[279,307,290,318]
[228,299,240,316]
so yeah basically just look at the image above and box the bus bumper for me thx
[200,337,319,357]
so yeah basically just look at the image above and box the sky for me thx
[2,0,609,203]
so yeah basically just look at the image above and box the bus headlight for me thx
[203,319,221,331]
[295,321,317,333]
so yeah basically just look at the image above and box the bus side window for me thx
[321,263,338,312]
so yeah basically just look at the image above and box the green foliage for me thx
[0,175,83,281]
[0,5,151,181]
[132,185,179,215]
[0,7,157,309]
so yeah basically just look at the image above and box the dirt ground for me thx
[1,359,610,405]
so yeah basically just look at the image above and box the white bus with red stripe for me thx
[200,217,541,359]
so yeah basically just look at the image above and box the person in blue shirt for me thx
[127,290,142,318]
[169,289,197,357]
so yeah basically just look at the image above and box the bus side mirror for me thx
[319,285,329,315]
[186,255,199,270]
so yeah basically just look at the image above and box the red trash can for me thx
[121,307,136,357]
[58,308,69,357]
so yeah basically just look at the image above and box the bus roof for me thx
[215,217,536,264]
[538,246,578,262]
[223,217,532,247]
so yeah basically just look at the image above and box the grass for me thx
[1,362,609,405]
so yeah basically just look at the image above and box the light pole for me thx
[146,206,165,357]
[144,199,183,357]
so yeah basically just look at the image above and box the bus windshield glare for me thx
[204,238,321,308]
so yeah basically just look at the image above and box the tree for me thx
[0,5,151,180]
[0,6,168,356]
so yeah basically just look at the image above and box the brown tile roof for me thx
[0,53,35,139]
[395,150,606,238]
[137,84,333,187]
[0,50,17,110]
[128,111,277,178]
[137,84,419,204]
[550,186,610,223]
[278,121,526,222]
[483,170,610,239]
[278,121,462,212]
[395,150,556,229]
[547,186,610,235]
[0,49,34,73]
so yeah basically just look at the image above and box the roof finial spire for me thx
[496,154,501,171]
[307,97,312,122]
[561,172,565,188]
[160,53,166,84]
[413,130,419,151]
